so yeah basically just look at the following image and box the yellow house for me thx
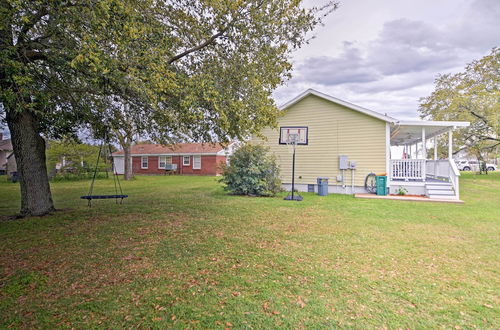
[251,89,469,200]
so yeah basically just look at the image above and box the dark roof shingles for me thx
[113,143,228,155]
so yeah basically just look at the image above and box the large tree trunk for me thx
[123,144,133,180]
[6,110,55,217]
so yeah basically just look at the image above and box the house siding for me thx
[131,155,226,176]
[252,94,387,186]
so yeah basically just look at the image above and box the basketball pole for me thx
[283,129,303,201]
[284,139,302,201]
[291,144,295,200]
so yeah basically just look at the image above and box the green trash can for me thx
[376,176,387,196]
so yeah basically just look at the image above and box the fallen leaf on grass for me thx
[297,296,306,308]
[122,255,142,261]
[232,291,241,297]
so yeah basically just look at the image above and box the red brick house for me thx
[111,142,236,176]
[0,133,14,176]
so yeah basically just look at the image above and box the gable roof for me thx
[112,142,231,156]
[279,89,398,123]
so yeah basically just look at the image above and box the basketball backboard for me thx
[279,126,308,145]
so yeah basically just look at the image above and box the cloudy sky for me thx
[275,0,500,119]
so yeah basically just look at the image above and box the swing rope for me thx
[81,134,128,207]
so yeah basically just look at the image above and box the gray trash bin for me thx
[317,177,329,196]
[11,171,18,183]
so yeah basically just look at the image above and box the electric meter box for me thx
[349,161,357,169]
[339,155,349,170]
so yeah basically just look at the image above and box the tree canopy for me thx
[419,48,499,161]
[0,0,336,216]
[2,0,336,141]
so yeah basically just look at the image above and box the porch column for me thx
[434,136,438,160]
[422,127,426,181]
[386,123,390,178]
[433,136,438,179]
[421,127,426,159]
[448,130,453,160]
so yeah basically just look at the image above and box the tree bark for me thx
[123,143,133,180]
[6,110,55,216]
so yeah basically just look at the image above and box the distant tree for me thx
[45,139,101,177]
[419,48,499,173]
[0,0,337,216]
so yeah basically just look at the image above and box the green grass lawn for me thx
[1,173,499,328]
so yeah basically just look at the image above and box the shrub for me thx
[396,186,408,196]
[220,144,281,196]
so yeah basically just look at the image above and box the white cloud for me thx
[277,0,500,120]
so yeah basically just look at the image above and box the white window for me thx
[183,156,190,166]
[158,156,166,169]
[193,155,201,169]
[141,156,148,169]
[166,156,172,165]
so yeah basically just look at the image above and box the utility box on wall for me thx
[339,155,349,170]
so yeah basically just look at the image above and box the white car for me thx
[456,160,497,171]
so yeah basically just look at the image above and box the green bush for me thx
[51,168,109,182]
[220,144,281,196]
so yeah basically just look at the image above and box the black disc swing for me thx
[80,135,128,207]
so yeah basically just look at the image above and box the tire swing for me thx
[80,136,128,207]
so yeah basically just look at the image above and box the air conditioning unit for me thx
[165,164,177,171]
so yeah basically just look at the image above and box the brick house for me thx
[0,133,14,175]
[111,142,237,176]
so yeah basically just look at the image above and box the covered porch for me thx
[387,120,469,199]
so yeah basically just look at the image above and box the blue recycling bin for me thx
[317,177,329,196]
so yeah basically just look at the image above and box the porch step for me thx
[426,184,453,190]
[424,180,451,185]
[427,189,455,195]
[425,182,456,199]
[428,194,459,200]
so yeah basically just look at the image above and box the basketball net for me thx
[286,131,300,154]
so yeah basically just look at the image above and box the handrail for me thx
[448,159,460,199]
[449,159,460,176]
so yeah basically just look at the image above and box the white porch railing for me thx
[426,160,451,179]
[390,159,426,180]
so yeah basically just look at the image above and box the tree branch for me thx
[18,8,49,44]
[21,49,48,61]
[469,110,490,126]
[167,26,229,64]
[477,135,500,142]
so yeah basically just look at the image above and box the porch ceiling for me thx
[390,120,469,146]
